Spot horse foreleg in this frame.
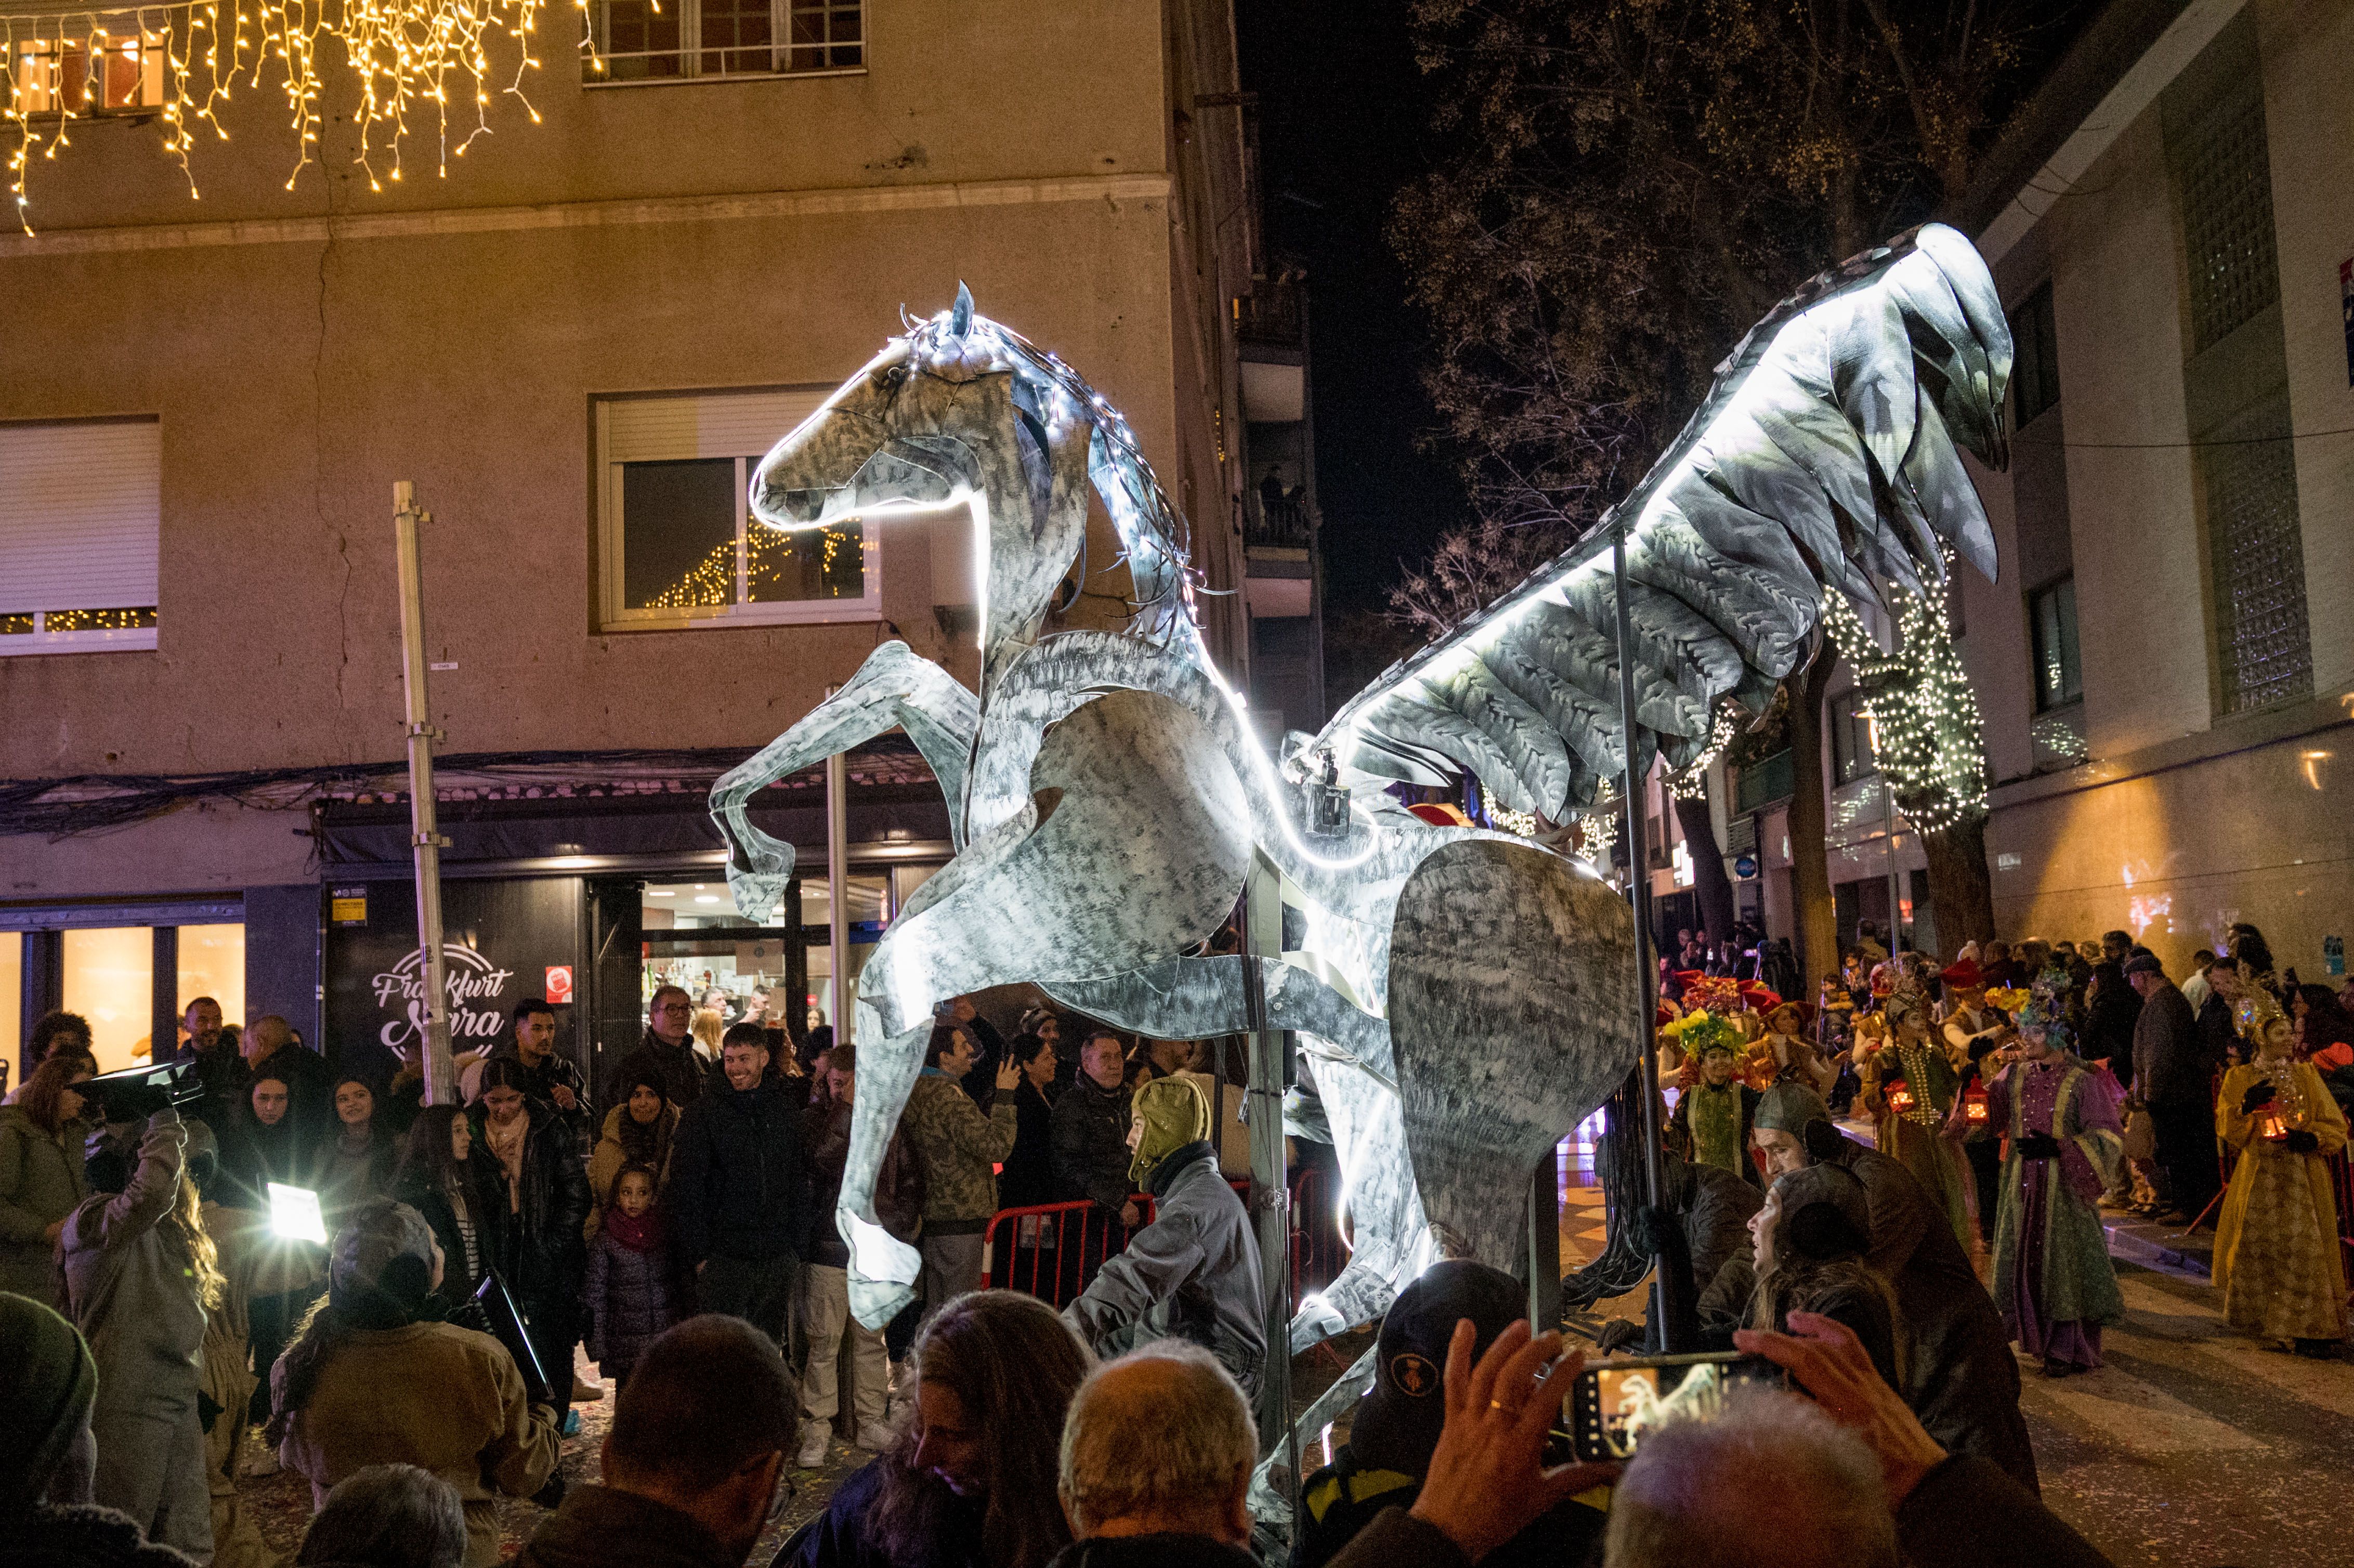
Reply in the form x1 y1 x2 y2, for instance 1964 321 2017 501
709 641 978 917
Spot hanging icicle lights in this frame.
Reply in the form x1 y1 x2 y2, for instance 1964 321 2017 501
2 0 583 228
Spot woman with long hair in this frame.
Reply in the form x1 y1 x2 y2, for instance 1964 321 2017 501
2291 983 2354 1073
1744 1161 1904 1394
395 1105 496 1310
318 1077 401 1234
586 1065 678 1238
0 1052 96 1305
781 1291 1094 1568
270 1199 561 1567
59 1107 225 1559
470 1057 592 1423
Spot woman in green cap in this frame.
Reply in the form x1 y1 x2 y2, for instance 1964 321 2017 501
1061 1075 1265 1396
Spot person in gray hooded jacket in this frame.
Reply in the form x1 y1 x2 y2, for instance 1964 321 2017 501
1061 1076 1264 1397
60 1106 223 1562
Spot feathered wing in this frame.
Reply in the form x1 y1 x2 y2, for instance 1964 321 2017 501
1312 223 2012 817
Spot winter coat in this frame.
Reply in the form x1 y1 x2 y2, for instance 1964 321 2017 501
603 1033 714 1115
5 1505 203 1568
997 1078 1068 1210
774 1457 986 1568
2132 981 2213 1107
466 1044 596 1159
60 1113 208 1410
1824 1133 2037 1489
244 1042 337 1151
518 1484 740 1568
902 1072 1016 1233
309 1127 401 1236
171 1039 250 1135
465 1100 592 1303
669 1073 807 1263
2082 962 2139 1080
584 1101 678 1238
584 1218 682 1377
0 1103 90 1304
1050 1073 1133 1216
1063 1141 1266 1395
274 1318 560 1568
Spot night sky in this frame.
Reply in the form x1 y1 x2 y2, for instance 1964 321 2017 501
1234 1 1466 620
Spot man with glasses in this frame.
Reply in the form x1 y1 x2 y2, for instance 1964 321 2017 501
606 986 717 1111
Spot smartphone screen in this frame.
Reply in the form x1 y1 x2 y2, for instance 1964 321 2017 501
1558 1352 1788 1463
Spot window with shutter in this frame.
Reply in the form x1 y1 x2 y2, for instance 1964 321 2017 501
0 417 160 655
595 389 879 631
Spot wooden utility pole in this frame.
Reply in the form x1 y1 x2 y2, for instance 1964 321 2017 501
394 482 455 1105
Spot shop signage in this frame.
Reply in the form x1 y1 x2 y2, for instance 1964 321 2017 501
545 965 575 1004
331 887 368 924
325 877 583 1086
371 943 520 1052
1733 854 1759 880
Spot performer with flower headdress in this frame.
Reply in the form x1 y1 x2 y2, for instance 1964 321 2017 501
2213 995 2350 1356
1971 978 2126 1377
1858 986 1973 1249
1665 1017 1763 1187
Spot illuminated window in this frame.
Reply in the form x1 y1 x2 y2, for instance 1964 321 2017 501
9 29 166 115
177 924 246 1025
0 417 160 655
62 927 155 1072
0 933 18 1065
587 0 861 83
595 390 879 631
2029 578 2082 712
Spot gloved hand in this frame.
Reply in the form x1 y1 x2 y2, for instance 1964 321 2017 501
2285 1129 2319 1154
2014 1131 2063 1161
2241 1081 2277 1114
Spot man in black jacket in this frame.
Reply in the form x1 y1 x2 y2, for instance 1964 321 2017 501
671 1023 807 1347
2081 932 2140 1087
2127 954 2221 1223
607 986 715 1112
1052 1032 1137 1234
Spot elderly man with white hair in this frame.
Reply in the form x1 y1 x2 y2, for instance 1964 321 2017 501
1051 1341 1258 1568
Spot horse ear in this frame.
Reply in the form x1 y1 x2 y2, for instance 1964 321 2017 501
949 281 974 339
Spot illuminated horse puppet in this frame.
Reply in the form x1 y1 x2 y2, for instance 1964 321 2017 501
710 223 2013 1412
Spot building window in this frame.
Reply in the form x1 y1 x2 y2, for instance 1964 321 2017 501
1828 688 1876 786
8 29 167 114
2204 430 2312 712
588 0 861 83
596 390 878 631
2172 71 2279 354
2009 282 2061 428
1 417 160 656
2028 578 2082 713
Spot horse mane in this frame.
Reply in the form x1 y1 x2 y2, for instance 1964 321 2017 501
906 310 1209 650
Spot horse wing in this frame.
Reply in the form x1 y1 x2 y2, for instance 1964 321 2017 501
1309 223 2010 819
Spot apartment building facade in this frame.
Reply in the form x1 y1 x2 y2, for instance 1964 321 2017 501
1 0 1271 1080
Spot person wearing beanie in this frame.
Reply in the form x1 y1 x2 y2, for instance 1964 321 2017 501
1 1289 202 1568
269 1199 560 1567
1296 1262 1608 1568
1062 1076 1265 1396
60 1108 220 1562
1748 1084 2037 1489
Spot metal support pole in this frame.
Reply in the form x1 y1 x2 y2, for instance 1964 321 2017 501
1240 852 1296 1491
394 481 455 1106
1528 1156 1562 1328
1881 757 1904 952
1610 519 1677 1343
824 687 852 1039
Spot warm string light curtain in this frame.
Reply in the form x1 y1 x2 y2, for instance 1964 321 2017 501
2 0 582 228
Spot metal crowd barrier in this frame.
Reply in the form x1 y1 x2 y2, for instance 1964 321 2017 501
984 1165 1345 1311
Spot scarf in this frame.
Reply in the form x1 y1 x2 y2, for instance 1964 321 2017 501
482 1111 529 1210
603 1204 666 1255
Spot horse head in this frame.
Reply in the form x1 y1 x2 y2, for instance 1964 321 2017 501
751 283 1095 694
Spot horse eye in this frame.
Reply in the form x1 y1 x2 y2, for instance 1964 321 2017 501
878 365 907 391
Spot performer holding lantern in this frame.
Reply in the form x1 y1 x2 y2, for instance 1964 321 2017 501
2213 1003 2350 1356
1973 985 2125 1377
1858 989 1973 1249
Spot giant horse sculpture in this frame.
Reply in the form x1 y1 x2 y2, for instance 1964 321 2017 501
709 223 2012 1459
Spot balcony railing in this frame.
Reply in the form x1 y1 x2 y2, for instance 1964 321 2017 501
1246 491 1313 550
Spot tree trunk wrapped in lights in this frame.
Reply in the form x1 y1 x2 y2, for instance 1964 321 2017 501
1820 574 1998 953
